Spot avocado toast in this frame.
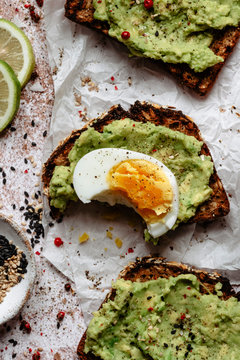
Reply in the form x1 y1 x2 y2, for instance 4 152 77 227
64 0 240 95
42 101 229 239
77 256 240 359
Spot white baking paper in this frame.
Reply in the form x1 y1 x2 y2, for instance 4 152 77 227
42 0 240 324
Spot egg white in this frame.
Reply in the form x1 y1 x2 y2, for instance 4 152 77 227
73 148 179 238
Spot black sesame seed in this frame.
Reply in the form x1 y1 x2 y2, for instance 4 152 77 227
23 133 27 139
49 222 54 227
3 178 6 185
147 296 152 300
155 31 159 36
2 171 6 177
24 199 29 205
163 343 168 348
10 166 15 171
24 158 28 164
0 168 2 172
10 127 16 132
31 120 35 127
187 344 193 351
19 206 25 211
12 204 16 210
31 142 37 147
24 191 29 198
191 334 195 340
171 330 176 334
43 130 47 137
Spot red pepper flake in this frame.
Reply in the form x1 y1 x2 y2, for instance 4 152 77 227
111 76 115 81
180 313 186 320
29 5 40 22
5 347 7 350
29 348 32 353
187 21 191 25
36 0 44 7
132 124 135 127
51 349 53 353
43 269 45 273
152 149 157 152
144 0 153 10
57 311 65 321
32 352 41 360
24 170 28 174
187 286 191 290
78 111 82 116
114 85 118 90
148 307 154 312
121 31 130 40
15 8 19 11
97 0 102 3
24 4 31 8
183 294 187 299
35 251 40 255
54 237 64 247
40 332 43 336
20 320 31 333
128 247 134 253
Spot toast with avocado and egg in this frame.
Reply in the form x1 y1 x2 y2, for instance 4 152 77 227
42 102 229 241
77 256 240 359
64 0 240 95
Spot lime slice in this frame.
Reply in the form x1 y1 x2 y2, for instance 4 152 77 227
0 60 21 132
0 19 35 88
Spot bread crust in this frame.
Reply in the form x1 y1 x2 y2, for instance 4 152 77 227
42 101 230 222
77 256 239 359
64 0 240 95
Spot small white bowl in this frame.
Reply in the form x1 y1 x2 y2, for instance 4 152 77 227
0 214 36 325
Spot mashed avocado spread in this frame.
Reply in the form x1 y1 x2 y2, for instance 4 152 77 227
85 274 240 359
93 0 240 72
49 119 213 238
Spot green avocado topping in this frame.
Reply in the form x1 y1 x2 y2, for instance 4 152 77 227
93 0 240 72
49 119 213 239
85 274 240 359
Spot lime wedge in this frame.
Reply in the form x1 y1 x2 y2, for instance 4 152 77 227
0 60 21 132
0 19 35 88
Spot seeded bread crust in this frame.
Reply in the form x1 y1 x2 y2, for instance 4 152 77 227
64 0 240 96
77 256 239 359
42 101 230 221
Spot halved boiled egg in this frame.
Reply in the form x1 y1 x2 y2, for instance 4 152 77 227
73 148 179 238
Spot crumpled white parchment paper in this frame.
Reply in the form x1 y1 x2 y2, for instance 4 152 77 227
42 0 240 324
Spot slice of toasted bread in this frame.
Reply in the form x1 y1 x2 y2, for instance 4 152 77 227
77 256 239 359
64 0 240 96
42 101 229 223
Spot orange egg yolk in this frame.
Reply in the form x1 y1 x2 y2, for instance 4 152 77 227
107 159 173 224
